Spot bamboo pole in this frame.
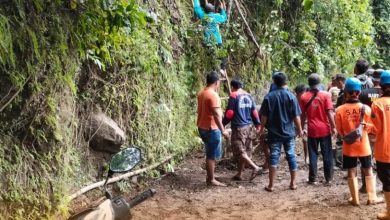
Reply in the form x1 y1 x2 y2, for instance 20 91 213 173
233 0 265 59
69 154 175 200
227 0 234 23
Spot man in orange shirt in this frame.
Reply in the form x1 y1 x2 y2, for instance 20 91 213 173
372 71 390 219
335 78 381 206
197 71 229 186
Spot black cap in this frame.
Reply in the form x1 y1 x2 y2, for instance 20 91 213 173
294 84 309 94
206 71 219 85
335 73 346 81
230 79 243 89
273 72 287 87
308 73 321 89
373 69 384 82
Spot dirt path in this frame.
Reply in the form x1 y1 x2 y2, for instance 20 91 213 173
131 150 385 220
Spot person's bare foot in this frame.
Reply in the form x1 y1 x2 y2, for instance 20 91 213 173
207 179 227 187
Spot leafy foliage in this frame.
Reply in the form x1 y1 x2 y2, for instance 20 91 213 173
372 0 390 66
235 0 378 85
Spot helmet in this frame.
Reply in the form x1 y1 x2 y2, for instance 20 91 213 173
380 71 390 86
345 77 362 92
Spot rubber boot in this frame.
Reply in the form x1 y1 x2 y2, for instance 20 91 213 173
366 176 383 205
378 192 390 219
348 177 360 206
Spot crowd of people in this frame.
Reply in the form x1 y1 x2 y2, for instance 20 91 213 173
196 58 390 219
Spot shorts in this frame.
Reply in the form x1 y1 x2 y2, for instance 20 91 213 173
342 155 372 169
198 128 222 160
231 126 252 157
377 161 390 192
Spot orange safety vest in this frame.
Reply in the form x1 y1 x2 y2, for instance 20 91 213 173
371 97 390 163
335 102 373 157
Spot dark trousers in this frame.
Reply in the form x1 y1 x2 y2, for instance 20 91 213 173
308 135 333 182
377 161 390 192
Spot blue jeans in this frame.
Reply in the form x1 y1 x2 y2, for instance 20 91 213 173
308 135 333 182
269 138 298 171
198 128 222 160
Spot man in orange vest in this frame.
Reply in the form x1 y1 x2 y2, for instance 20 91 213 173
372 71 390 219
335 78 381 206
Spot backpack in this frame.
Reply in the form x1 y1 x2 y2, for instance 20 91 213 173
356 74 373 89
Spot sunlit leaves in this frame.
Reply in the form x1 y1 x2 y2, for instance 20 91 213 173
302 0 313 11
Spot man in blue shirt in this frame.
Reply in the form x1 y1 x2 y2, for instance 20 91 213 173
260 72 303 192
223 79 261 181
193 0 227 46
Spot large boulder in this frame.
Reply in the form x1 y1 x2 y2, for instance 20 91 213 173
85 113 126 153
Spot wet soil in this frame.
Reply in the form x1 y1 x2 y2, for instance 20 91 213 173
130 145 385 220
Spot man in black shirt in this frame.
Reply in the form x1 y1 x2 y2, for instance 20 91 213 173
354 58 374 89
358 69 383 193
360 69 383 106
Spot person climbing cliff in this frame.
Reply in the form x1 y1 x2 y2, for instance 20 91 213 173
193 0 227 47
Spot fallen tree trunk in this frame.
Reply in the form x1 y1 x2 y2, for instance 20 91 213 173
69 154 175 200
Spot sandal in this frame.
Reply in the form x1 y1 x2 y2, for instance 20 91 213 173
250 168 262 181
264 186 273 192
290 185 297 190
232 176 243 181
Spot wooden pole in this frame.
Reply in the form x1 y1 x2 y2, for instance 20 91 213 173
224 70 232 93
69 154 175 200
233 0 265 59
227 0 234 23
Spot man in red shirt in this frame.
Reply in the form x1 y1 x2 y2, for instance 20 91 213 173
197 71 229 186
300 73 336 185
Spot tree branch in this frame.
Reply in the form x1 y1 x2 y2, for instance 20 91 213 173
69 154 175 200
0 75 31 112
233 0 265 59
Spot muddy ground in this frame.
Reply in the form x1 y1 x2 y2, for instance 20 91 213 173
130 144 385 220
